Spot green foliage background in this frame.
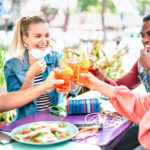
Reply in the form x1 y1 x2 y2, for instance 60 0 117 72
0 41 16 123
0 40 7 87
78 0 116 13
64 39 126 98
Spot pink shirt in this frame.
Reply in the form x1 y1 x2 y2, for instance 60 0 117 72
110 86 150 149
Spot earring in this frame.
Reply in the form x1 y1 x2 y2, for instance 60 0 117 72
24 43 29 49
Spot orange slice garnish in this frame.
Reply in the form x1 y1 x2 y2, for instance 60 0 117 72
62 66 73 76
80 53 90 68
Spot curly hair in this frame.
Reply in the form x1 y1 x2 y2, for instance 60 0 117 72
143 14 150 22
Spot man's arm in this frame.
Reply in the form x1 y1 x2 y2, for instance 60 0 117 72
0 72 64 113
104 60 141 90
0 83 46 113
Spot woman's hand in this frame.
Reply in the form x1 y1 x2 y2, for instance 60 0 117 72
42 71 64 92
21 58 47 90
81 72 115 98
28 58 47 77
80 72 100 90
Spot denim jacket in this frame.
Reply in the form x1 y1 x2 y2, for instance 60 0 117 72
138 61 150 92
4 50 80 121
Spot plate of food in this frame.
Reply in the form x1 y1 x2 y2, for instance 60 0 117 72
11 121 78 145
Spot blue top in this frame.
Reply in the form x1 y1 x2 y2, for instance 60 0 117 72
4 50 80 121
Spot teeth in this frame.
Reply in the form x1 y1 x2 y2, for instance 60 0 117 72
145 45 150 47
38 45 46 47
38 47 47 49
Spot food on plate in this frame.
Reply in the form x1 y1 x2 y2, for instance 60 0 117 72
14 121 71 143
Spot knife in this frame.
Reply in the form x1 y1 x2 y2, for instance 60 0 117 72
74 123 103 130
0 132 14 144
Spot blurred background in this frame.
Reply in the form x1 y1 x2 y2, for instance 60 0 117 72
1 0 150 87
0 0 150 123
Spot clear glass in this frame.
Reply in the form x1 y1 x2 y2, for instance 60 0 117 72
54 68 72 92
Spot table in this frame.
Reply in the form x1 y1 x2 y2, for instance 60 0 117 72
0 91 132 150
0 139 101 150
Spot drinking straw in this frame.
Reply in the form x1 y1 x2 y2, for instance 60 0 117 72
60 46 64 69
79 40 82 57
87 40 89 56
77 40 82 83
89 39 96 57
60 57 63 69
71 42 80 59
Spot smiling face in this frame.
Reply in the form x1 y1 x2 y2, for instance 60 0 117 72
22 23 50 51
140 21 150 47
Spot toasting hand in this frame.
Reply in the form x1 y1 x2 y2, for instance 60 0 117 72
139 46 150 72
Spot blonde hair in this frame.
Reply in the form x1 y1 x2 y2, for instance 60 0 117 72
8 16 46 60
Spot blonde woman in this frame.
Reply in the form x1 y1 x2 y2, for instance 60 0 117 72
4 16 79 121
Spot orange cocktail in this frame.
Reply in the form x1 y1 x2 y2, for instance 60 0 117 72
78 54 90 85
54 67 73 92
71 53 90 85
89 56 97 75
67 59 80 83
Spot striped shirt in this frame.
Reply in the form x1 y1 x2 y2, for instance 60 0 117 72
33 74 51 111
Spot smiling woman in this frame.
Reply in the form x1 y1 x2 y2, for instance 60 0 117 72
4 16 80 121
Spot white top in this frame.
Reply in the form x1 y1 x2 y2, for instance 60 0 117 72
33 74 51 111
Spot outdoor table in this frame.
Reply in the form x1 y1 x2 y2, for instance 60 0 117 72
0 91 132 150
0 137 100 150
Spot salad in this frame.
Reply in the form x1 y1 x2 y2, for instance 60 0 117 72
14 121 71 143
